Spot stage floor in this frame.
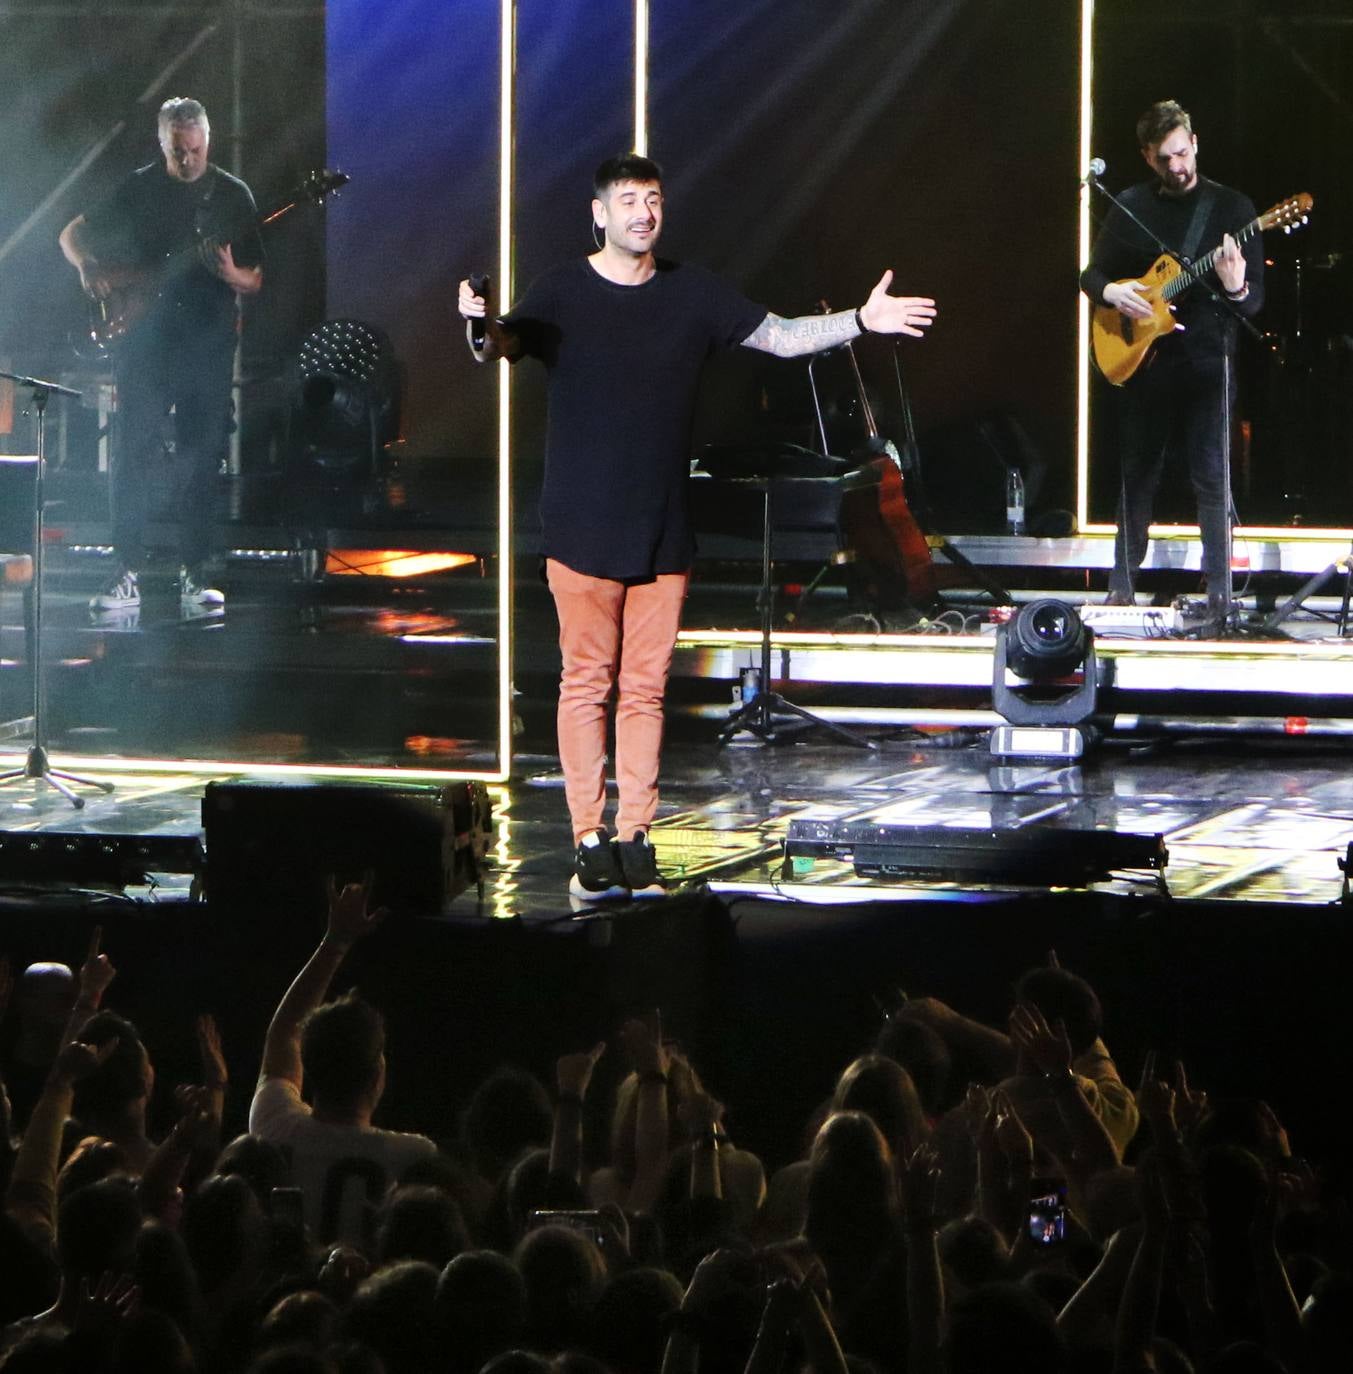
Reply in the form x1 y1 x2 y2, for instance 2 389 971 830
3 735 1352 912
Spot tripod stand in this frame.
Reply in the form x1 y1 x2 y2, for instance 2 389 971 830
0 369 115 808
717 477 874 749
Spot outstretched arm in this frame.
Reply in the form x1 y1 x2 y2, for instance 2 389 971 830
742 270 936 357
257 875 388 1091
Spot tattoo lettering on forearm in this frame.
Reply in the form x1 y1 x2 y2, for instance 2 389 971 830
742 309 860 358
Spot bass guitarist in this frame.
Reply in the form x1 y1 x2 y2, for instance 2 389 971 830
1080 99 1263 619
59 96 263 612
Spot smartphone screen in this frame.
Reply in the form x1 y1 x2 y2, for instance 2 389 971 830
1028 1177 1067 1245
527 1208 607 1249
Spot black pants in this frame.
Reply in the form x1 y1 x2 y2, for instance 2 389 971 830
1108 351 1234 603
111 323 235 573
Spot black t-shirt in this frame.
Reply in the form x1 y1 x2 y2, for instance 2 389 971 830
1080 175 1264 364
82 161 264 340
504 257 767 580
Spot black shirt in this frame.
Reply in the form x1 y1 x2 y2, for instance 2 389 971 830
1080 175 1264 363
82 161 264 340
504 257 767 580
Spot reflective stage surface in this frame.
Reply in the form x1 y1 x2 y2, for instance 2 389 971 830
4 736 1353 913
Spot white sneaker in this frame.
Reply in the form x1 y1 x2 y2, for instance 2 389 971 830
179 568 224 606
90 569 140 611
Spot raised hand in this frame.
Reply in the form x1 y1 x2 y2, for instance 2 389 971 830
169 1084 216 1150
1172 1060 1210 1134
1008 1001 1073 1078
620 1012 669 1079
1136 1051 1178 1130
858 269 938 339
76 1272 140 1335
54 1035 119 1086
678 1089 725 1138
556 1041 606 1099
900 1142 941 1229
324 872 389 948
78 925 116 1005
196 1013 228 1093
991 1089 1034 1162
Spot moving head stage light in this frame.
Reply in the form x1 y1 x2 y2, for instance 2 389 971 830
991 598 1099 760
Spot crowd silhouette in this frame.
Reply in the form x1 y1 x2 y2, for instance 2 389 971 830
2 878 1348 1374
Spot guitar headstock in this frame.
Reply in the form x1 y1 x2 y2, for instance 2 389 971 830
299 169 350 204
1260 192 1313 236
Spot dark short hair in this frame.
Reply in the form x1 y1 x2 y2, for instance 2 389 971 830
301 991 384 1108
70 1011 149 1122
1137 99 1192 150
593 154 663 198
1014 966 1103 1056
56 1175 141 1280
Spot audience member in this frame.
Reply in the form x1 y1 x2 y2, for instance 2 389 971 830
248 876 435 1244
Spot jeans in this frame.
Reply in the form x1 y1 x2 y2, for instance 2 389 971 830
1108 352 1234 603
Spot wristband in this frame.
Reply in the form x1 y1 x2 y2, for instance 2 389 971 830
854 308 870 335
693 1130 723 1150
1225 282 1249 301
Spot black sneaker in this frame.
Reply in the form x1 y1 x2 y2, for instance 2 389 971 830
615 831 667 899
569 830 629 902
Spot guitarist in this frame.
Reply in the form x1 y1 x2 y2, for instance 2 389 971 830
59 97 263 613
1080 99 1263 618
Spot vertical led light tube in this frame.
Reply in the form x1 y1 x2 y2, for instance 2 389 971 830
497 0 516 781
1076 0 1094 534
634 0 649 155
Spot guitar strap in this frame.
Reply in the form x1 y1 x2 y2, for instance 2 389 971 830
1177 180 1215 266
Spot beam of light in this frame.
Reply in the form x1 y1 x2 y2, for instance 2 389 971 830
1076 0 1094 535
0 754 504 784
498 0 516 784
634 0 649 155
323 550 477 577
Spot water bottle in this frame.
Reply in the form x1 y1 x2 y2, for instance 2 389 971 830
1006 467 1026 536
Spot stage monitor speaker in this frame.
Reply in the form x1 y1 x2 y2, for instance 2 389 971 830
0 456 37 557
203 779 491 917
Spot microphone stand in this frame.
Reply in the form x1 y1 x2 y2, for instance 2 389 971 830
0 368 115 809
1087 173 1262 633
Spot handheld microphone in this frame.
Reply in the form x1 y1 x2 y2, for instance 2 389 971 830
1082 158 1106 184
468 273 490 347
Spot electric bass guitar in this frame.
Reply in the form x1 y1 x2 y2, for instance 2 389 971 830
1090 191 1312 385
84 168 348 352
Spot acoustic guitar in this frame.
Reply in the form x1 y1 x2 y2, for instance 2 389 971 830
1090 191 1312 386
85 168 348 352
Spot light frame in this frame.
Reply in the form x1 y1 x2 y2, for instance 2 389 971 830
634 0 649 155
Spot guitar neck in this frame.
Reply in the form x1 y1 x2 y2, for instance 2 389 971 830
1162 214 1260 300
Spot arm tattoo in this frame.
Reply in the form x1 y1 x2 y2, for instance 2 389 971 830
741 309 861 358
